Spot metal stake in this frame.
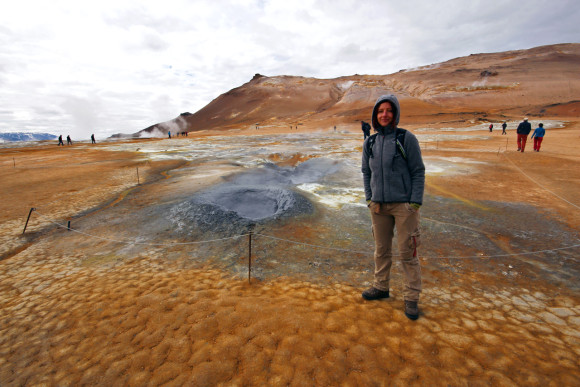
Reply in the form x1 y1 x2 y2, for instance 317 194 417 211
22 208 35 234
248 232 252 284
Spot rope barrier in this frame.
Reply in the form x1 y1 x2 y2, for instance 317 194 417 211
32 210 248 246
254 233 372 255
17 207 577 328
503 153 580 210
255 232 580 260
26 209 579 260
420 243 580 260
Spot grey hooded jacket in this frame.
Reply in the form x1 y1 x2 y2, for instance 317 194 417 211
361 94 425 204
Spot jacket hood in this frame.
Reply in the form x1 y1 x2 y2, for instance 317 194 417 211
371 94 401 131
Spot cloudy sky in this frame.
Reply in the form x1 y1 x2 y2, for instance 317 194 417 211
1 0 578 138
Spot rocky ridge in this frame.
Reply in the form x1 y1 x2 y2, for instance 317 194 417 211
131 43 580 137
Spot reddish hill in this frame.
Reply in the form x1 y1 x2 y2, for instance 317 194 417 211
135 43 580 136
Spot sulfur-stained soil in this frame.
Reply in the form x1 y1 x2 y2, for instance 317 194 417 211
0 122 579 386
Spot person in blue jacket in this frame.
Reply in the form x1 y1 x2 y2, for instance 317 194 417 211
531 123 546 152
361 94 425 320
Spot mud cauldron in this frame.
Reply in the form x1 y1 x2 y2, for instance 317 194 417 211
169 184 313 236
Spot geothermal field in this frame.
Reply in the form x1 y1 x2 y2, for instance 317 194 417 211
0 120 579 385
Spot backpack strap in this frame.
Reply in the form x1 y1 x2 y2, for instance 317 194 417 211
395 128 407 161
366 129 407 160
365 133 378 158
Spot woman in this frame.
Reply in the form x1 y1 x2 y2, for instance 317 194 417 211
361 94 425 320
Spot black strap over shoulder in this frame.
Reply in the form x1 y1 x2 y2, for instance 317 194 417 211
366 128 407 160
366 133 379 158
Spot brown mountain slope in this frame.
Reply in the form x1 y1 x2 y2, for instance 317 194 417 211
136 43 580 136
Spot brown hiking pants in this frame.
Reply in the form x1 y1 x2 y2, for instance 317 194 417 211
369 202 422 302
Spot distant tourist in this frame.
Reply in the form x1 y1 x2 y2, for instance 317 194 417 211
502 122 507 135
91 134 96 144
531 123 545 152
489 123 493 132
516 117 532 152
168 131 171 139
57 135 64 146
361 121 371 139
361 94 425 321
66 135 72 145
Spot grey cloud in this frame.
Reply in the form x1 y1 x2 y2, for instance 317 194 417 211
142 30 169 51
103 5 192 33
0 109 14 119
386 0 580 66
335 44 382 64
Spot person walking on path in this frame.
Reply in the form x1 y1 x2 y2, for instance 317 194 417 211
66 135 73 145
516 117 532 152
57 135 64 146
91 134 96 144
361 121 371 139
489 123 493 133
531 123 545 152
502 122 507 135
361 94 425 320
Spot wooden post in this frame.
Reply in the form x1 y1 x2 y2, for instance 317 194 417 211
13 157 16 168
137 167 140 185
22 208 35 234
248 232 252 284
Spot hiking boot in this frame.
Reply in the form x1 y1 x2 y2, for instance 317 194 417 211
362 287 389 300
404 300 419 320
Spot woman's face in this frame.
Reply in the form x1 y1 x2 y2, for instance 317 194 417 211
377 102 394 127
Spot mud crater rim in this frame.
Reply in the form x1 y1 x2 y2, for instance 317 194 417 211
202 185 297 221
